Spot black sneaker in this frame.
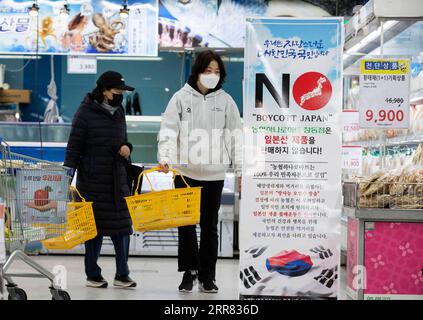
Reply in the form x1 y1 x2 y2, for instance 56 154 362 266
199 280 219 293
86 276 108 288
178 271 198 293
113 275 137 288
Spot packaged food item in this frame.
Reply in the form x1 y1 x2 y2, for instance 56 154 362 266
359 194 391 208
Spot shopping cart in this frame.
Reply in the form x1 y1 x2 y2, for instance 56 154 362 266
0 138 93 300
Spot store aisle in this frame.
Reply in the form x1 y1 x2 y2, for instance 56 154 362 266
4 256 347 300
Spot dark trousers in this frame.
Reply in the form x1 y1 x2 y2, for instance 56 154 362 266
175 175 224 282
85 234 130 278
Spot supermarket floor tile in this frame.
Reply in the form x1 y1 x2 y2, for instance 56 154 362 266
1 255 347 300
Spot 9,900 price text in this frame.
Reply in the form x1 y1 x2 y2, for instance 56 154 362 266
164 304 259 318
365 109 404 124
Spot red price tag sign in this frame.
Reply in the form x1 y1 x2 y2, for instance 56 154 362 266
359 58 410 129
342 110 359 143
364 109 405 124
342 146 362 171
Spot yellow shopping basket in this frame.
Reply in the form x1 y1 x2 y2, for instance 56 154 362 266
41 186 97 249
125 167 202 232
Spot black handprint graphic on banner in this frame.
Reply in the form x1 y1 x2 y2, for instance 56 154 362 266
310 245 333 259
240 266 262 289
314 265 338 289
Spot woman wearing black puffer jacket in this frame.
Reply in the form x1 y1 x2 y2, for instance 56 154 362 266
64 71 136 289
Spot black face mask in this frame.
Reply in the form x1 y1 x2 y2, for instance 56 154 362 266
109 93 123 107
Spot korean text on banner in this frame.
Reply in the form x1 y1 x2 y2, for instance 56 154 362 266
359 58 410 129
239 18 343 300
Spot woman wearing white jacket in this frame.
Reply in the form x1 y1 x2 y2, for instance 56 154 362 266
158 50 242 293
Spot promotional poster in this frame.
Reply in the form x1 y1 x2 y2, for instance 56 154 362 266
239 18 343 300
16 169 68 225
158 0 329 48
0 0 158 56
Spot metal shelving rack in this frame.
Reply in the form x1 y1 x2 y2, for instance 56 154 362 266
343 205 423 300
344 133 423 149
343 207 423 222
342 181 423 300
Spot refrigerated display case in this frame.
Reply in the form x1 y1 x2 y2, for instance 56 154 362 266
0 117 238 258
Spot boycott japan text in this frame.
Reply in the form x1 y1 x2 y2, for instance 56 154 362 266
252 114 331 122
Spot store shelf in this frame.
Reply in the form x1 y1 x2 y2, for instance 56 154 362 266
343 206 423 222
344 132 423 148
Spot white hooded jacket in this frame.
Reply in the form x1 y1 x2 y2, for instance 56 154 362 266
158 83 243 181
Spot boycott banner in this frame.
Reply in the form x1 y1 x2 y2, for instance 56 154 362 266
359 58 410 129
239 18 343 299
0 0 158 56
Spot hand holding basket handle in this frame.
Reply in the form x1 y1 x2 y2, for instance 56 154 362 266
69 185 87 202
158 161 169 174
135 166 191 195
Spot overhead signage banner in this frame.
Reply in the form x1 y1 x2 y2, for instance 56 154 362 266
240 17 343 300
0 0 158 56
158 0 332 48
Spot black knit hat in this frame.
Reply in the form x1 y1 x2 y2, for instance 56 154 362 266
96 71 134 91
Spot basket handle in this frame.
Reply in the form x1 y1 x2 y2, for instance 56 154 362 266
134 167 191 195
70 186 86 202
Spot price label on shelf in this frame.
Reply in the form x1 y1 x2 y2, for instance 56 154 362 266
343 110 359 132
359 58 410 129
342 146 362 171
67 56 97 74
342 110 360 143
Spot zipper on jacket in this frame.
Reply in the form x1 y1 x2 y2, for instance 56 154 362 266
200 96 206 175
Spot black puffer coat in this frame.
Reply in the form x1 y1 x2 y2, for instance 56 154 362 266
64 94 133 236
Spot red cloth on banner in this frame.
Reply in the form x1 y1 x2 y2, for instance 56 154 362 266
267 250 313 268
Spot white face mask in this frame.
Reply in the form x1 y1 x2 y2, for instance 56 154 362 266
199 73 220 89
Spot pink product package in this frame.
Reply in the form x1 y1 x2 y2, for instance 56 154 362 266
364 222 423 296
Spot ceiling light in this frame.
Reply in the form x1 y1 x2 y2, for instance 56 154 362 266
60 3 70 19
120 1 130 19
28 3 39 17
